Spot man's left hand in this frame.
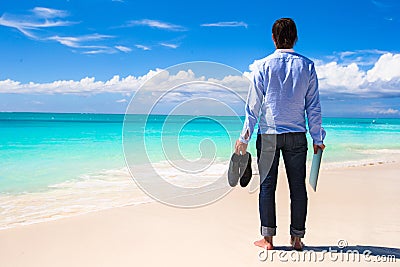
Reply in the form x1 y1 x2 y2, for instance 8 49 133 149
313 143 326 154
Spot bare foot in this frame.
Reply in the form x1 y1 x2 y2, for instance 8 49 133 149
254 237 274 250
290 236 304 251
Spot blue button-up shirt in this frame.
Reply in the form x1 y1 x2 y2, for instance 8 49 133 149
239 49 326 145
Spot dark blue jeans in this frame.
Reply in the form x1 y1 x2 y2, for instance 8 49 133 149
256 133 308 238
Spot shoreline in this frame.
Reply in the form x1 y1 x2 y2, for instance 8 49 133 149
1 156 399 232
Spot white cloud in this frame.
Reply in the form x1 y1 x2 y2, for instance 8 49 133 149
48 34 114 48
116 98 128 103
115 45 132 53
200 21 248 28
338 49 388 58
327 49 390 67
371 0 391 8
0 9 75 39
378 108 399 115
32 7 68 18
366 53 400 82
160 43 179 49
0 72 160 94
314 53 400 97
2 52 399 98
0 8 124 55
135 44 151 51
0 69 250 95
366 108 400 115
82 49 116 55
48 34 116 54
317 62 365 89
127 19 186 31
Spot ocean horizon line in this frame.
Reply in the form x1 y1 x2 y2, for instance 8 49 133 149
0 111 399 120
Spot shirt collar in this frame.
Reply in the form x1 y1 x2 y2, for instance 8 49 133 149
276 48 295 53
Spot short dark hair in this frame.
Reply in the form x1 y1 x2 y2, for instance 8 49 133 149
272 18 298 49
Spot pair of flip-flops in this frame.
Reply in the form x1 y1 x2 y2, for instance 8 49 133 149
228 152 252 187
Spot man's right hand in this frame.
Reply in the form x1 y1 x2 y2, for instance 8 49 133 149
313 143 326 154
235 139 248 155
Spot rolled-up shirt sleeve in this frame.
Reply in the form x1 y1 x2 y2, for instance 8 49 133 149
305 63 326 145
239 69 265 144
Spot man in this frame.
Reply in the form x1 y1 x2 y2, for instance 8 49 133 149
235 18 326 251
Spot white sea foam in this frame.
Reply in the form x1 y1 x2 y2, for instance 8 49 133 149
0 160 232 230
0 167 148 230
150 160 229 188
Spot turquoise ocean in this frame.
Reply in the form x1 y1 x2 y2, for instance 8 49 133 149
1 112 400 229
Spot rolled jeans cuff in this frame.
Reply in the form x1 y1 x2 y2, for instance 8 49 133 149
261 226 276 237
290 226 305 238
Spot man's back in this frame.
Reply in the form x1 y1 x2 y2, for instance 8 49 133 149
241 49 323 145
255 50 316 133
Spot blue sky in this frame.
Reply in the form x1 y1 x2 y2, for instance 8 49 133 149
0 0 399 117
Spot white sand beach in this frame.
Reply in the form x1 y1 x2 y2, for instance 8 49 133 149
0 161 399 267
